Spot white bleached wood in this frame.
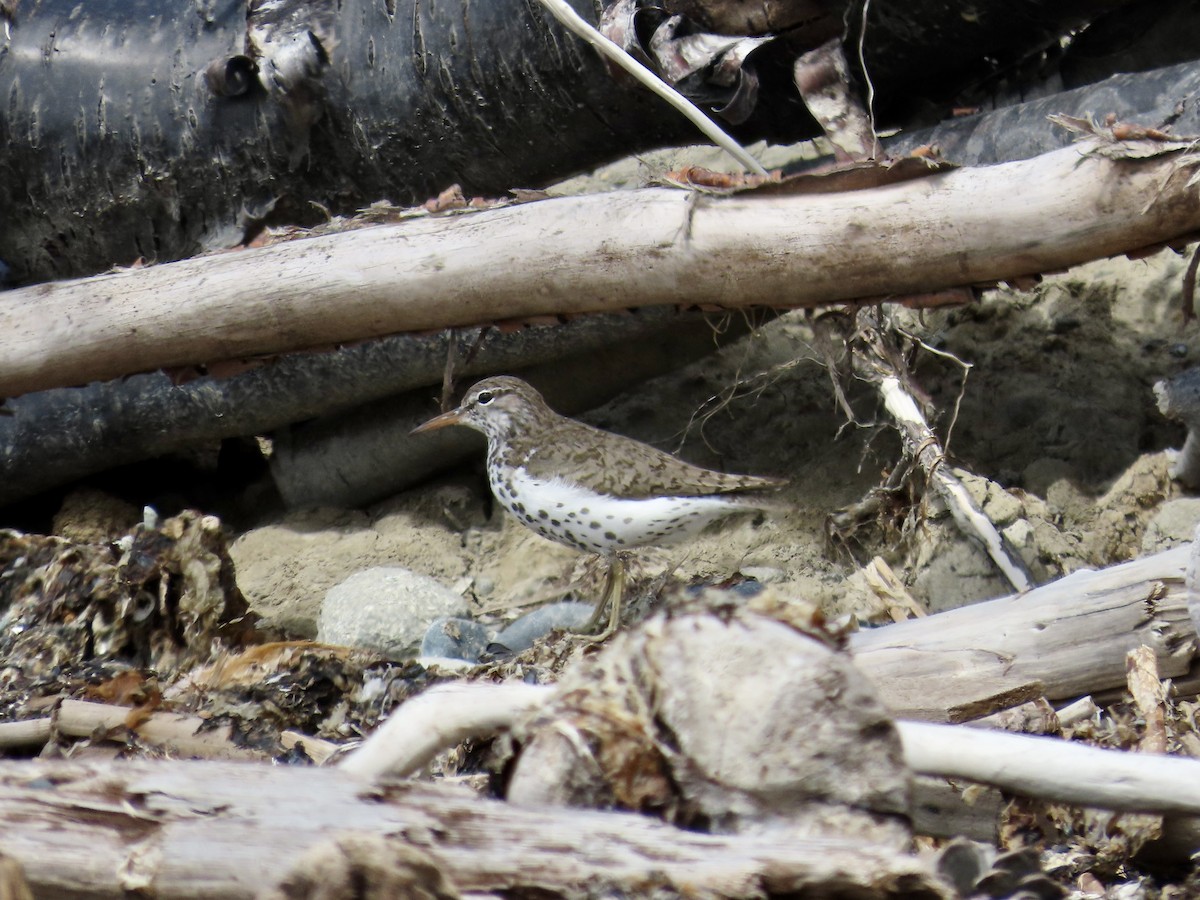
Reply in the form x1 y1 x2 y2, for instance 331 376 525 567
851 545 1195 721
527 0 769 176
339 675 1200 820
0 700 341 764
876 374 1031 592
0 758 941 899
898 721 1200 815
1 142 1199 397
339 681 551 780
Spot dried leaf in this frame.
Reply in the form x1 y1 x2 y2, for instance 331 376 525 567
1048 113 1197 160
424 185 468 214
660 165 781 191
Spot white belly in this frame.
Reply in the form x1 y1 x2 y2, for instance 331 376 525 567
491 466 746 554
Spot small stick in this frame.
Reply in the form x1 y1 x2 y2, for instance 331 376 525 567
0 717 52 749
1126 645 1168 754
875 373 1032 592
528 0 769 176
0 700 341 763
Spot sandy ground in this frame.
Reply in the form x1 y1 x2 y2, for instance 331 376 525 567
228 238 1195 640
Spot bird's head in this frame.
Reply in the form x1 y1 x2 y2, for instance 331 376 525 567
412 376 550 443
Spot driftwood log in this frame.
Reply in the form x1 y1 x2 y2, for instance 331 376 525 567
3 137 1198 400
850 544 1195 721
0 759 948 899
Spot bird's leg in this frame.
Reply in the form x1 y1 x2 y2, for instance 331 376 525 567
577 552 625 642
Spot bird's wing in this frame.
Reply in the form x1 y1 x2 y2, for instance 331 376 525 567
521 418 784 499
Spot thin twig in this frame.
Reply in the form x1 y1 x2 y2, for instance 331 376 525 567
855 0 876 140
852 324 1032 592
529 0 769 176
1181 242 1200 322
896 324 973 455
875 372 1032 592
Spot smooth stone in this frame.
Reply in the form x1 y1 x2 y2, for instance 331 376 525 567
419 616 494 663
1142 498 1200 553
494 601 596 653
318 567 468 657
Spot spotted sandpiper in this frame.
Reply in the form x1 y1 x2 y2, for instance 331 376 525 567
413 376 785 636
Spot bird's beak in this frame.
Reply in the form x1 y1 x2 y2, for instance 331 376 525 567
412 407 464 434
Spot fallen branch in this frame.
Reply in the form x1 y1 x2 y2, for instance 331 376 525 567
898 721 1200 816
339 681 549 781
3 138 1200 397
0 700 340 764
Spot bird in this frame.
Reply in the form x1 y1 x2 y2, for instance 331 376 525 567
413 375 785 637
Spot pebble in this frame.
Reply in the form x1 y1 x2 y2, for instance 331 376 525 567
318 567 468 657
419 616 494 663
494 601 595 654
417 601 597 664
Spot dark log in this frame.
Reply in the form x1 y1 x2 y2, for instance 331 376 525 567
268 309 755 507
0 307 731 507
0 0 699 286
0 0 1141 285
887 58 1200 164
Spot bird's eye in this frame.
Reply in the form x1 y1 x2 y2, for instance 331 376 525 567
476 391 494 405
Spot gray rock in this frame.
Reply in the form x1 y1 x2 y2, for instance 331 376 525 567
495 601 596 653
420 616 494 663
1142 498 1200 554
318 567 469 657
